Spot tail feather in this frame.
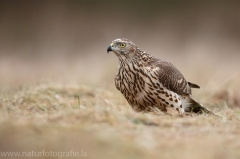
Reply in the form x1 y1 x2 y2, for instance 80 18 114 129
181 96 215 115
189 99 213 114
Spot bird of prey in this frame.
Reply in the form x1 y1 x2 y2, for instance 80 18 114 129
107 38 213 115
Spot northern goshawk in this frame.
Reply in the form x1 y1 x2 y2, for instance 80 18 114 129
107 38 213 115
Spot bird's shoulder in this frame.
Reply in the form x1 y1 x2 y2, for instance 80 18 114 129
144 58 177 73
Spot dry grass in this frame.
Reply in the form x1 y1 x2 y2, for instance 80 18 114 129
0 82 240 159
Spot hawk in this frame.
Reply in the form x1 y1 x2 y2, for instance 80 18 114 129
107 38 213 115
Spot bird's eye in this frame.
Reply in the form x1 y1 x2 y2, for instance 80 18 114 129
120 43 126 48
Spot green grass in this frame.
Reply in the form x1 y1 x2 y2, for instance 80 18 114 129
0 83 240 159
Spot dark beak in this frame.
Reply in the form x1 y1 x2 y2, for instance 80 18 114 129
107 45 112 53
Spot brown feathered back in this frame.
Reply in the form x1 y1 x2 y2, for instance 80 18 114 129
147 58 192 95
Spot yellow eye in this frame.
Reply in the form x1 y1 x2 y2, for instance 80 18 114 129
120 43 126 48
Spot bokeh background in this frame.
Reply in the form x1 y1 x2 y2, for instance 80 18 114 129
0 0 240 93
1 1 240 159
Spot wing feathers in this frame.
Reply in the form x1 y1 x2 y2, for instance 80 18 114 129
148 59 192 95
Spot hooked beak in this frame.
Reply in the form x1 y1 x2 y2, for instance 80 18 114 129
107 43 114 53
107 45 112 53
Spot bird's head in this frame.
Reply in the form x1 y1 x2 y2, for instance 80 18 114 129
107 38 137 58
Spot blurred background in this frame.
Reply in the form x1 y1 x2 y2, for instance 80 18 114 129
0 0 240 93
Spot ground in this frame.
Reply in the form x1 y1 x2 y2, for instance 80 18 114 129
0 80 240 159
